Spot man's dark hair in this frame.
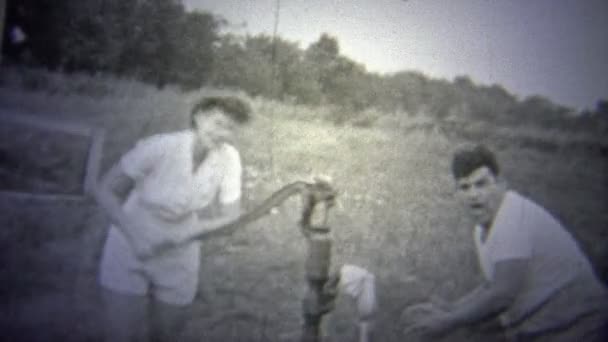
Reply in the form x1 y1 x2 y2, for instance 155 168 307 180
451 144 500 179
190 96 251 127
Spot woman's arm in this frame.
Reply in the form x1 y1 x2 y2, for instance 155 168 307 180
94 163 157 258
176 200 242 242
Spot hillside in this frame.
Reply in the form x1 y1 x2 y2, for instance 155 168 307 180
0 71 606 341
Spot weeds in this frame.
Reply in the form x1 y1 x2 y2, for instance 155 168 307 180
0 67 606 341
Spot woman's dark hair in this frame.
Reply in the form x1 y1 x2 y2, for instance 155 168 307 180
190 96 251 127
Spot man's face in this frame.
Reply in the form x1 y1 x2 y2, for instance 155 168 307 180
193 108 237 149
455 166 505 228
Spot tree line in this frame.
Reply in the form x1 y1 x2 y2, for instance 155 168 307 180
3 0 218 89
2 0 606 131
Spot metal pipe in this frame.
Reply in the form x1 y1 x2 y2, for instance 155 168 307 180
298 179 338 342
301 228 333 342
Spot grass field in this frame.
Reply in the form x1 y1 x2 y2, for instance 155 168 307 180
0 69 606 341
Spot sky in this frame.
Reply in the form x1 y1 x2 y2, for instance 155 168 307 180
183 0 608 110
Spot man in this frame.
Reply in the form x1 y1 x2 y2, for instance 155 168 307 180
403 144 608 341
94 96 251 341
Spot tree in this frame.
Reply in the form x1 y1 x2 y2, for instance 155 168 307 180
211 34 246 88
123 0 185 87
212 34 316 101
385 71 429 115
3 0 221 89
305 33 341 97
303 33 377 112
595 99 608 117
172 10 220 89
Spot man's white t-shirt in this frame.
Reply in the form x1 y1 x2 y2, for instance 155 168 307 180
474 191 607 334
99 131 242 305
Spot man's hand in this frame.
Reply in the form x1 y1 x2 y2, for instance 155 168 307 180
402 301 454 339
429 295 454 312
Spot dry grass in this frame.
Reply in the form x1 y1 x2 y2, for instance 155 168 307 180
0 69 606 341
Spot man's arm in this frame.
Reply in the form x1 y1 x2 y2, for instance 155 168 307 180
443 283 486 310
404 258 528 337
442 258 528 328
